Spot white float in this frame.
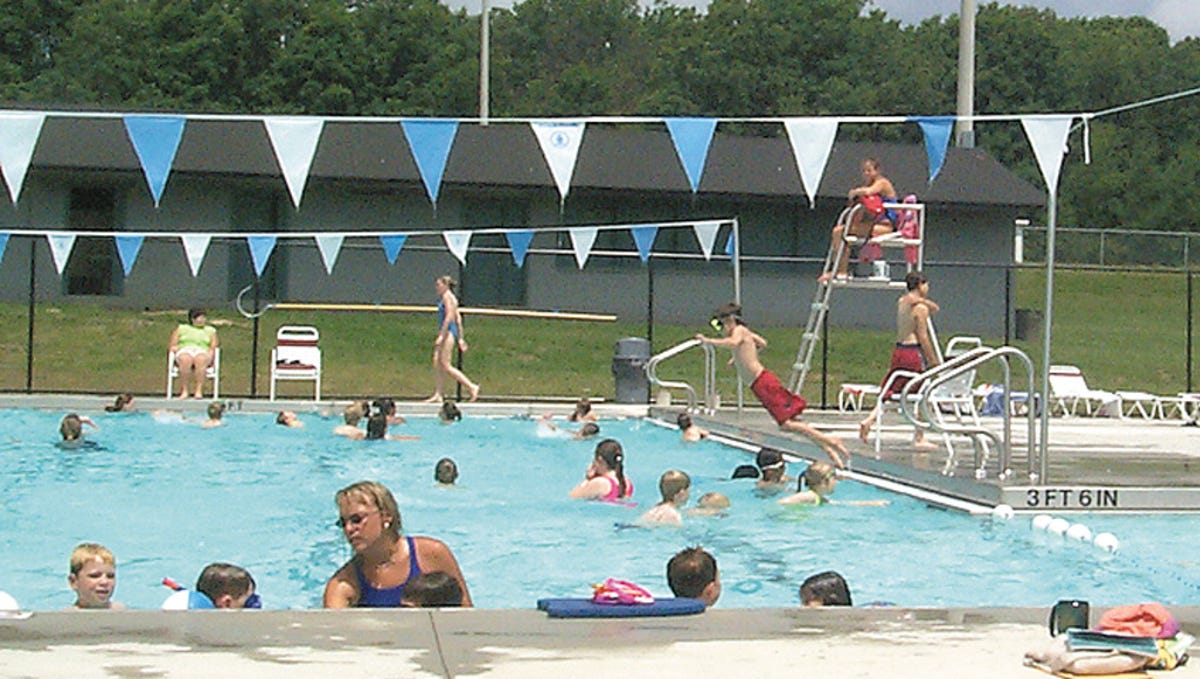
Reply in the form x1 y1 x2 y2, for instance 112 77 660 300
0 591 18 611
1031 514 1054 531
1093 532 1120 553
991 504 1015 520
1047 518 1071 535
1066 524 1093 542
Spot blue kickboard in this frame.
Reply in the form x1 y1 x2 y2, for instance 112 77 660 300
536 597 706 618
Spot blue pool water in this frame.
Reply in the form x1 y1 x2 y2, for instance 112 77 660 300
1 408 1198 611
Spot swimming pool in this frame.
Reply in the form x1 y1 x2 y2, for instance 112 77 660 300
1 408 1198 610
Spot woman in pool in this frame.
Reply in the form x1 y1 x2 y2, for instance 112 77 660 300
168 308 218 399
324 480 472 608
777 461 889 507
568 439 634 502
425 276 480 403
104 393 135 412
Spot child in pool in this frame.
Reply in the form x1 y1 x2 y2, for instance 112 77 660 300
67 543 125 610
195 563 258 608
777 462 889 507
202 401 226 428
400 571 463 608
677 413 709 442
638 470 690 527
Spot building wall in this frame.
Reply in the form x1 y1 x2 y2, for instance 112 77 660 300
0 171 1022 340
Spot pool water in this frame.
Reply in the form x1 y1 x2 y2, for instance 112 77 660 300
1 409 1198 610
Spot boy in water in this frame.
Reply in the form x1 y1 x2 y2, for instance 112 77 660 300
195 563 258 609
67 543 125 610
695 304 848 468
400 571 464 608
638 470 690 526
333 401 367 440
202 402 226 428
677 413 709 442
666 547 720 607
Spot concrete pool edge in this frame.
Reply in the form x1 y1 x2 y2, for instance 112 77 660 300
3 606 1197 678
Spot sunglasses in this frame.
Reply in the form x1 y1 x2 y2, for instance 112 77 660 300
335 510 379 529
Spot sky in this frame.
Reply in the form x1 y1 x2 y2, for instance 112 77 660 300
442 0 1199 44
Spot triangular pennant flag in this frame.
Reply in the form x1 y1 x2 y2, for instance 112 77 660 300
664 118 717 193
692 220 722 261
401 119 459 206
46 233 76 274
123 115 186 207
443 230 472 265
630 225 658 263
530 121 585 205
314 234 344 275
569 226 598 269
114 235 144 276
1021 116 1074 194
0 112 46 204
0 232 8 264
263 117 325 209
379 234 407 265
911 116 954 184
783 118 839 209
724 232 736 257
246 235 277 277
505 229 534 268
180 234 211 276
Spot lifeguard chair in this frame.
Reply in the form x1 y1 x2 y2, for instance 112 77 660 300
270 326 322 401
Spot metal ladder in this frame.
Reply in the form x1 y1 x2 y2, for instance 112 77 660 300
787 200 927 394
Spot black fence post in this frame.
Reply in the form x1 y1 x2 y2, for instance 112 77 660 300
25 237 36 393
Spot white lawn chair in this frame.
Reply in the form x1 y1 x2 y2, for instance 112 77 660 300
270 326 321 401
1114 390 1160 419
1047 365 1119 417
167 348 220 399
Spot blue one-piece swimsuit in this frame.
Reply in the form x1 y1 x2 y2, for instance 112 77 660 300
353 535 422 607
437 300 459 339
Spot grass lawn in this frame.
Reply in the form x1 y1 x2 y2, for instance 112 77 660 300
0 269 1195 402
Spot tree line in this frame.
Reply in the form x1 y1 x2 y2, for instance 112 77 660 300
2 0 1199 237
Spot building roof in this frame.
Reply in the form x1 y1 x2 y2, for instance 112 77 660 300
27 115 1044 207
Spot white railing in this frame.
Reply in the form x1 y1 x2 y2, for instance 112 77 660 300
645 339 718 414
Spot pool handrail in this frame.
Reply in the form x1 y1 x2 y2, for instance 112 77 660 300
897 345 1040 481
645 339 718 414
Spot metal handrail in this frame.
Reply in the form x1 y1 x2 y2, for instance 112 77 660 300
898 345 1039 480
645 339 718 414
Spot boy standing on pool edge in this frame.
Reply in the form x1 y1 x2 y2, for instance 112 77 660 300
695 303 848 468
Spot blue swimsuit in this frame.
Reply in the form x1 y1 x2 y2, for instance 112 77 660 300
437 300 459 340
353 535 422 607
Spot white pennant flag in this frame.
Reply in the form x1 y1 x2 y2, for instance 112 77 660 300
783 118 838 209
530 121 586 205
692 220 722 260
569 226 598 269
314 234 343 275
1021 115 1074 195
0 112 46 204
443 230 472 265
46 233 76 274
263 117 325 209
180 234 212 277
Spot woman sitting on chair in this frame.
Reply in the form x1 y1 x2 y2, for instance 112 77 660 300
169 308 218 399
818 158 898 283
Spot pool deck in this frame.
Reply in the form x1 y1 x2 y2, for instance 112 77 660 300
2 394 1199 677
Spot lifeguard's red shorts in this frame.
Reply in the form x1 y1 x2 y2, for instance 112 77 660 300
882 344 925 399
751 369 807 425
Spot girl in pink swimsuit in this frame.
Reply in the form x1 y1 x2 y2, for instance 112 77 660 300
568 439 634 502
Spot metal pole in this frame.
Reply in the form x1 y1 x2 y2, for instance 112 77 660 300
1188 269 1194 393
820 308 829 410
479 0 490 125
732 218 741 304
456 261 465 401
646 256 654 344
1004 265 1012 344
955 0 976 147
25 237 36 393
1037 192 1057 483
250 281 261 398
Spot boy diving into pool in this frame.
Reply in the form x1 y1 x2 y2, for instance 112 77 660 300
695 303 848 468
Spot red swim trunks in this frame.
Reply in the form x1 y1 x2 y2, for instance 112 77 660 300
882 343 925 399
751 369 807 425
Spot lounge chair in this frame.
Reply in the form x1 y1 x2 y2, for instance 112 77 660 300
1047 365 1119 417
270 325 322 401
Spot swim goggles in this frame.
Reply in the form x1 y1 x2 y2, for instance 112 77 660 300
709 317 723 331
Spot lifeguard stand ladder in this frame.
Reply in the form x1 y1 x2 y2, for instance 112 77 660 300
787 200 927 395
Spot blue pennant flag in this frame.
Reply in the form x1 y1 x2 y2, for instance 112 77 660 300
380 234 407 265
664 118 717 193
123 115 186 206
630 225 658 263
724 232 736 257
505 230 534 268
246 235 276 277
911 116 955 184
114 235 144 276
0 232 8 264
401 119 459 205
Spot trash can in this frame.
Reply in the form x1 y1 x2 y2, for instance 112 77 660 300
612 337 651 404
1014 308 1043 341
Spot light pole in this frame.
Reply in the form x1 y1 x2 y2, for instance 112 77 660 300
956 0 976 147
480 0 490 124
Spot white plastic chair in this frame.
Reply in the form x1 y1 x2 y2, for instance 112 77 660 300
167 348 220 399
1047 365 1119 417
270 326 321 401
